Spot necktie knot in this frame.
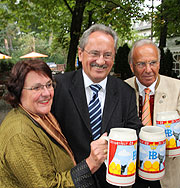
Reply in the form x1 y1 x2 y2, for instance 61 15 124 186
90 84 102 95
144 88 151 95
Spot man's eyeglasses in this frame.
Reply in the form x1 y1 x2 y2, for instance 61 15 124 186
23 81 56 92
135 61 159 69
83 49 114 61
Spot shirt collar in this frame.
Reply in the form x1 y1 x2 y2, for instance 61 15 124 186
82 69 107 91
136 77 157 95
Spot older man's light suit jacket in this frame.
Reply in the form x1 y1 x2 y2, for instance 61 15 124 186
126 74 180 188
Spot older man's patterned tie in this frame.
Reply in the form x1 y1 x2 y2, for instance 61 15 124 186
88 84 102 140
142 88 152 126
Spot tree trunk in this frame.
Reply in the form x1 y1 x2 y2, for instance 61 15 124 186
158 0 168 48
66 0 89 71
4 39 9 54
87 10 93 29
159 21 168 48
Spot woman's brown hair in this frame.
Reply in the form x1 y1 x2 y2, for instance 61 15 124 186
4 59 52 107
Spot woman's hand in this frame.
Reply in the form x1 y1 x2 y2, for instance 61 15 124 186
86 132 108 174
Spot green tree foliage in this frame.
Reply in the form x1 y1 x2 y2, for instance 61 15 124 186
0 23 17 55
159 48 175 77
153 0 180 48
0 0 146 71
82 0 145 39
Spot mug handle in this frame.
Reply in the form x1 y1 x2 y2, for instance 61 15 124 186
101 135 109 167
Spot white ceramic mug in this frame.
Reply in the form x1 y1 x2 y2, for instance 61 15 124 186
103 128 137 187
156 111 180 157
138 126 166 181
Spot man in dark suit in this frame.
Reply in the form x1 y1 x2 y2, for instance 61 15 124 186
51 24 142 188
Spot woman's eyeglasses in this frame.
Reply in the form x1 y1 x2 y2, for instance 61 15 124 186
23 81 56 92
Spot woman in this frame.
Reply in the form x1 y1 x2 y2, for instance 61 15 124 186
0 59 107 188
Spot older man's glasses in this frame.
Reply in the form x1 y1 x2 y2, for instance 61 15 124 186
84 49 114 61
23 81 55 92
135 61 159 69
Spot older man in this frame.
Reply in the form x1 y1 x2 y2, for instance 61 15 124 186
126 39 180 188
52 24 141 188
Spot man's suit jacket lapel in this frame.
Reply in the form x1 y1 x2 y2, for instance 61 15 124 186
69 70 91 132
69 71 120 133
101 76 120 133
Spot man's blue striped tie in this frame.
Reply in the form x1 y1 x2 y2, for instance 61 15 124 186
88 84 102 140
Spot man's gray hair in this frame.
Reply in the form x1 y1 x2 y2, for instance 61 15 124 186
128 39 161 64
79 24 118 52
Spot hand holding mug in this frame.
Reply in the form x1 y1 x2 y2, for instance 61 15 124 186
86 132 108 174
